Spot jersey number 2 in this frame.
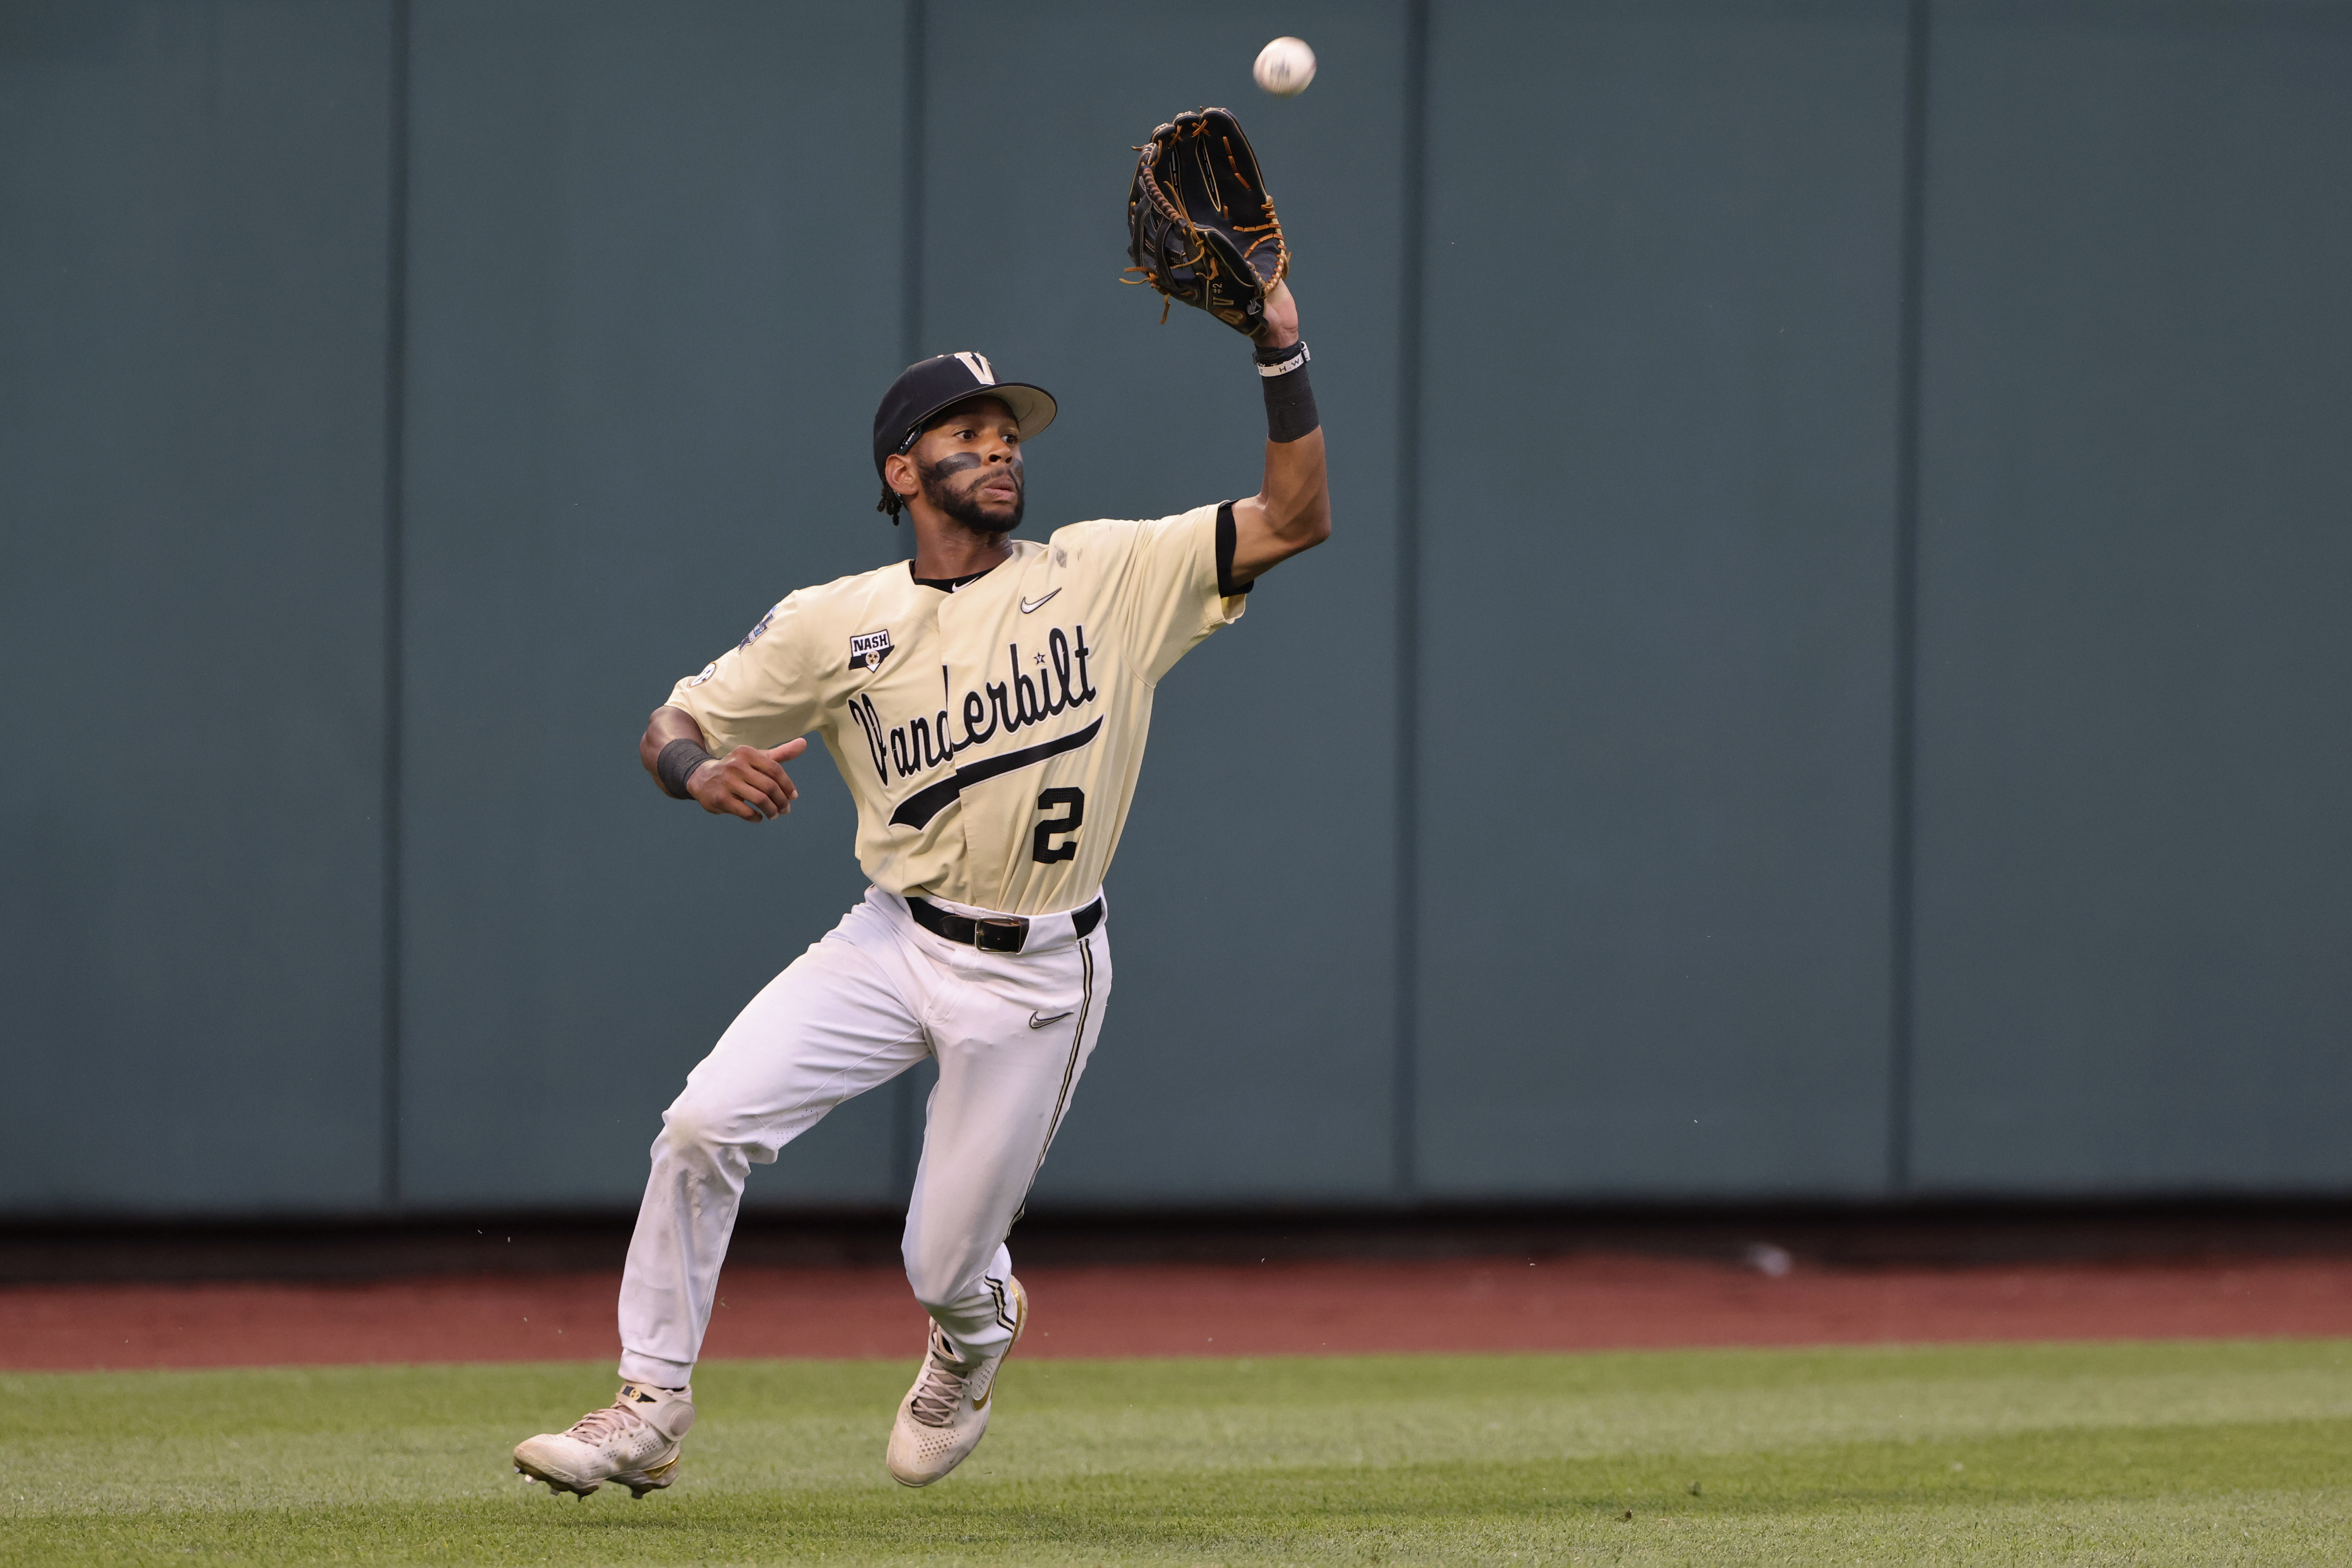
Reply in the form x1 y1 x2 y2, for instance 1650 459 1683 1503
1033 787 1085 864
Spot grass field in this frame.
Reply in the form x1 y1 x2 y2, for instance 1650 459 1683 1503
7 1340 2350 1564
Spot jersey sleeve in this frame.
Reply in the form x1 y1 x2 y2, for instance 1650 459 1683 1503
661 591 825 753
1063 503 1248 686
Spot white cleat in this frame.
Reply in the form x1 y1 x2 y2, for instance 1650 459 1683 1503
511 1381 695 1499
886 1277 1027 1487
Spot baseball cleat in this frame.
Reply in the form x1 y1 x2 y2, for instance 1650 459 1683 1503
512 1381 695 1499
886 1277 1027 1487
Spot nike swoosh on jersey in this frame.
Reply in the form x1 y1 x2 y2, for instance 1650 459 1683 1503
1019 588 1061 614
1029 1010 1073 1029
889 716 1104 830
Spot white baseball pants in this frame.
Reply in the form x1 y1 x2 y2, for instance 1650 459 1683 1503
615 885 1111 1385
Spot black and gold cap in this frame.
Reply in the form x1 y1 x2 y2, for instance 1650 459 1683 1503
870 352 1056 480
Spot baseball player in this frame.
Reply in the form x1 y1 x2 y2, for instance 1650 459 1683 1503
510 158 1325 1492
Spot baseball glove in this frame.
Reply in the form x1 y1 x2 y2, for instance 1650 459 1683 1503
1125 108 1288 336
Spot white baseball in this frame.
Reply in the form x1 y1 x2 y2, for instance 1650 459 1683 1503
1253 36 1316 98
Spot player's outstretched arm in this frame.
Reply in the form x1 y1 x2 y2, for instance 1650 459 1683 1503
1227 280 1330 588
638 704 806 823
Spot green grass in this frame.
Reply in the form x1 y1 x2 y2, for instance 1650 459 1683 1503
7 1340 2351 1563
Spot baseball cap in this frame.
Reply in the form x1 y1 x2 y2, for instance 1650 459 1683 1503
871 352 1057 479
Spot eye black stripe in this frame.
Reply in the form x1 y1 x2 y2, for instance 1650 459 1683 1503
888 717 1103 830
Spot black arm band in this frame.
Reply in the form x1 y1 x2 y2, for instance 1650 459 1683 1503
1254 339 1319 444
656 737 715 801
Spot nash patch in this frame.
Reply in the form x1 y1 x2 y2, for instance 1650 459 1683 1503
848 628 894 674
739 604 778 649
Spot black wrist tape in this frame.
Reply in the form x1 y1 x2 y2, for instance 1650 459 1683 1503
656 738 715 800
1254 339 1319 444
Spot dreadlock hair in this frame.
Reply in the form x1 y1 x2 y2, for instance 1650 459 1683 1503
876 418 928 523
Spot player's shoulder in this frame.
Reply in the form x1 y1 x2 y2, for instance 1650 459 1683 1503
1047 503 1220 556
801 556 922 598
729 559 921 659
772 558 924 615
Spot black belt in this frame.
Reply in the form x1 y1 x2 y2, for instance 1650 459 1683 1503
905 895 1103 954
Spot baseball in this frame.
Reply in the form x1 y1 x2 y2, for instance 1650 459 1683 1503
1253 36 1316 97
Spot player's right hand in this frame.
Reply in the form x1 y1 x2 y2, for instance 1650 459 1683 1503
1252 278 1299 350
690 739 806 822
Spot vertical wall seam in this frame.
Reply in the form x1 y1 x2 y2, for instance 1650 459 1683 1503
1392 0 1431 1201
891 0 928 1204
898 0 926 371
379 0 412 1209
1886 0 1932 1195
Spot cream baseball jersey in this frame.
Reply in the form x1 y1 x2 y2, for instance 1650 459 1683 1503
664 503 1245 917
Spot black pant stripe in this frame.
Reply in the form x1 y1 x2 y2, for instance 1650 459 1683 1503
1011 935 1094 1229
1040 936 1093 1157
987 1274 1016 1334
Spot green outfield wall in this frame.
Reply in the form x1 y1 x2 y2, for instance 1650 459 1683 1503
4 0 2348 1215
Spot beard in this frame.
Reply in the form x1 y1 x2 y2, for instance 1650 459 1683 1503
919 455 1023 535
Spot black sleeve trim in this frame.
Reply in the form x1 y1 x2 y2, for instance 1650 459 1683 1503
1215 501 1254 598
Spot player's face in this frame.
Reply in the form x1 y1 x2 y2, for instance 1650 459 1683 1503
911 398 1025 535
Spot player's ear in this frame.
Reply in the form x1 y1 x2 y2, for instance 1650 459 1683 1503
882 451 920 499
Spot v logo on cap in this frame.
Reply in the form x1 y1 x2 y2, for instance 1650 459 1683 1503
952 352 997 386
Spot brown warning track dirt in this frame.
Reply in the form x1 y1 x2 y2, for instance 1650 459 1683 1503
8 1253 2352 1372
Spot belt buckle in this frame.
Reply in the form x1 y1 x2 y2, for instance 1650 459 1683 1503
974 916 1027 954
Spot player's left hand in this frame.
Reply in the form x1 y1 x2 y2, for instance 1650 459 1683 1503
692 738 807 823
1252 280 1299 351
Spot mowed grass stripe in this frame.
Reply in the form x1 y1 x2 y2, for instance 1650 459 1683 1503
12 1432 2350 1566
6 1340 2350 1565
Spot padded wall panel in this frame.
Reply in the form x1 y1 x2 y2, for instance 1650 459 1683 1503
1907 0 2352 1191
396 0 905 1206
1411 0 1910 1196
917 0 1408 1203
0 1 393 1210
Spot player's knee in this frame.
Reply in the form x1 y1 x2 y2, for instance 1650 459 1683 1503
656 1101 733 1165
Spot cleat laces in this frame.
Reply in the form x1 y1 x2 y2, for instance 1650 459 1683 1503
906 1336 973 1428
568 1400 650 1447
